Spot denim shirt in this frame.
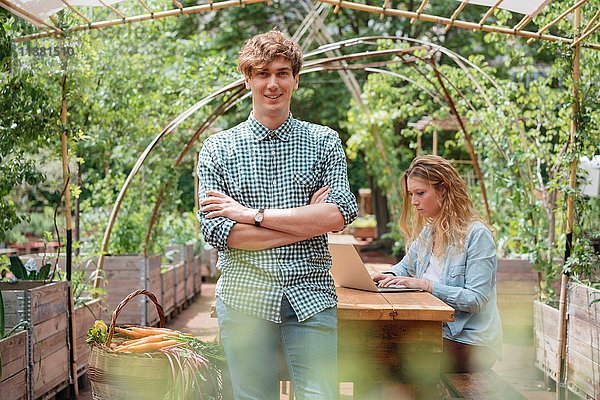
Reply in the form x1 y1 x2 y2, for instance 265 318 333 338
387 221 503 357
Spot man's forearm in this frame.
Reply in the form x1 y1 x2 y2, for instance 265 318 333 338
201 190 346 238
227 223 312 251
260 203 344 237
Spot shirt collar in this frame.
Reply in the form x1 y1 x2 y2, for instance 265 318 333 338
248 112 294 142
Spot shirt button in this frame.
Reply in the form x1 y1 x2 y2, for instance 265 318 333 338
273 179 277 186
272 150 276 156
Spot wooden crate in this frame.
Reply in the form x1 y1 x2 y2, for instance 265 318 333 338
184 243 195 302
160 267 176 316
496 259 537 342
173 261 186 308
0 330 28 400
566 283 600 400
199 247 217 278
0 281 70 400
192 254 202 295
73 298 102 377
533 300 559 381
102 255 161 326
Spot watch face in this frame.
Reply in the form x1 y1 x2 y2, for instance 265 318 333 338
255 212 264 222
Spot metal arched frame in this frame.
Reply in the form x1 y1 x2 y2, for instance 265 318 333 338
94 35 511 286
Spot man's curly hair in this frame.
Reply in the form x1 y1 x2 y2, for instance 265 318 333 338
238 30 303 78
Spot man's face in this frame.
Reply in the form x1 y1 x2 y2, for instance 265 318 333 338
245 57 299 125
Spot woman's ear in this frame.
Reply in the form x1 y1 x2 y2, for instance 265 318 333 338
436 182 447 196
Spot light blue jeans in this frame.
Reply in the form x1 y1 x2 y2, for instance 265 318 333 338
215 296 338 400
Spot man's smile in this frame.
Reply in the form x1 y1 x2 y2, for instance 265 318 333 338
265 93 282 100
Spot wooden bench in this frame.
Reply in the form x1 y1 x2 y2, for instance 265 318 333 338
442 370 527 400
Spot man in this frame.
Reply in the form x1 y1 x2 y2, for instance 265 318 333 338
197 30 357 400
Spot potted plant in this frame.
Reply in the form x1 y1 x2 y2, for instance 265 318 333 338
350 215 378 240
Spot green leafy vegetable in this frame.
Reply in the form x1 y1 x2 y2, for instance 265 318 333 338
86 320 109 345
9 256 26 280
8 256 52 281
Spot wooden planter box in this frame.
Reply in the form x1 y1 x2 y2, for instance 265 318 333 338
533 300 560 381
352 227 377 240
184 243 195 302
192 254 202 294
160 267 176 316
0 330 28 400
534 283 600 399
0 281 70 399
73 298 102 378
199 247 218 279
173 261 186 308
566 283 600 399
102 255 161 326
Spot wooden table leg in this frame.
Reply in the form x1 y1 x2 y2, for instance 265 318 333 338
353 381 382 400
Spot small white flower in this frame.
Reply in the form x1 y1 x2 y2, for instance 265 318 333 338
24 258 37 273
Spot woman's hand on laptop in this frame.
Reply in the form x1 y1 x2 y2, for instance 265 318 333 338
374 274 432 292
370 272 390 283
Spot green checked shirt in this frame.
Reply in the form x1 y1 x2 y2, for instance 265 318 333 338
197 113 358 323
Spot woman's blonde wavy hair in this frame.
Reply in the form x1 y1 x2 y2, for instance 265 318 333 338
399 155 485 258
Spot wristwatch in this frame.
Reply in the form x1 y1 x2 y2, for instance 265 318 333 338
254 208 265 227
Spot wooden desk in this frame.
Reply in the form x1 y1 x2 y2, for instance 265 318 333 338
336 287 454 399
211 288 454 398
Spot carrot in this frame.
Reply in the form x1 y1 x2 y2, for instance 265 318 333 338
117 339 179 353
120 333 173 347
127 326 178 337
113 334 170 351
114 327 145 338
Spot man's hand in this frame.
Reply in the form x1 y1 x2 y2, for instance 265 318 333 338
200 190 253 223
310 186 330 204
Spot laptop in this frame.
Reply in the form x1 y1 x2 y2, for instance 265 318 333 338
328 242 420 293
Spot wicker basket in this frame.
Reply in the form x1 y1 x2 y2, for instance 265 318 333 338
88 289 172 400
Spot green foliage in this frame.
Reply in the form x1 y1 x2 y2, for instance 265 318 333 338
8 255 51 281
343 21 599 299
564 197 600 288
1 2 597 302
350 215 377 228
0 12 60 241
4 206 57 243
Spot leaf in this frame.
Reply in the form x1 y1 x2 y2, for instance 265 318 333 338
9 256 27 280
38 263 51 280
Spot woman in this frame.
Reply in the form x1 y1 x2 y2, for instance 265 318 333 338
372 155 503 372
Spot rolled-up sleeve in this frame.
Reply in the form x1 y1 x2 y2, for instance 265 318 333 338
196 138 236 251
322 134 358 227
